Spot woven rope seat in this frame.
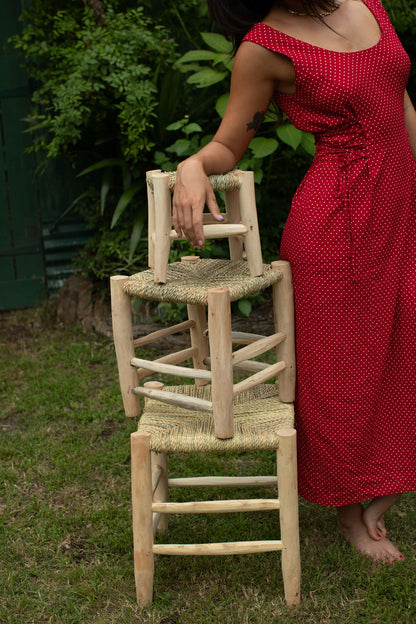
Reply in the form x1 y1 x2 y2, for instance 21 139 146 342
137 384 294 453
123 259 281 305
146 170 242 193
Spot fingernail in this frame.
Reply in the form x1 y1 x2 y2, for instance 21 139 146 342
399 555 404 559
177 233 181 238
376 533 381 538
219 215 224 221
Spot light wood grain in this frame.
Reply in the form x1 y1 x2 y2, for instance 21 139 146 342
153 541 283 556
131 432 154 605
133 319 195 348
110 276 141 417
207 287 234 438
132 386 213 412
272 260 296 402
152 499 280 514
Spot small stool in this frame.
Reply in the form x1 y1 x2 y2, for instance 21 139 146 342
146 169 263 283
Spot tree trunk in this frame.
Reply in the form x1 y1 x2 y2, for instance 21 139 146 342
85 0 105 26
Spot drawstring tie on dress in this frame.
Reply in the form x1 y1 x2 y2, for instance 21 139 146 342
315 141 374 284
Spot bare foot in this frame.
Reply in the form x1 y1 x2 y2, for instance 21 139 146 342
338 503 403 563
362 494 401 541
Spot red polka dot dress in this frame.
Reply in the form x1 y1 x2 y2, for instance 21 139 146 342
244 0 416 506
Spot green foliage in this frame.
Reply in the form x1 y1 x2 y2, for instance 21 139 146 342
73 226 148 282
10 1 213 279
385 0 416 32
13 5 175 164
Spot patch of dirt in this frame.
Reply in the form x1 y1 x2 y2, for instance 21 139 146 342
59 534 93 563
0 312 34 343
95 421 120 440
0 413 23 432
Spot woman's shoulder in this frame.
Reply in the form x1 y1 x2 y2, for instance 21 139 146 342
243 21 279 45
236 30 296 88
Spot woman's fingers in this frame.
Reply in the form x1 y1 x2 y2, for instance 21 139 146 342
172 194 184 239
172 172 217 248
181 198 205 247
205 185 224 223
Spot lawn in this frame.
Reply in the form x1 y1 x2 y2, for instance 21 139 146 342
0 304 415 624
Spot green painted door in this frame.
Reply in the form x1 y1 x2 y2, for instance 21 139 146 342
0 0 47 309
0 1 90 309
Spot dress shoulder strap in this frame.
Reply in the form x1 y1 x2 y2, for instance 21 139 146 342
243 22 299 57
362 0 393 26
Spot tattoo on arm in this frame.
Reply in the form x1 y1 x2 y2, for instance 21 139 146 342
246 111 265 132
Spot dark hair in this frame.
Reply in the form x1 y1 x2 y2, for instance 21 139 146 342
207 0 339 52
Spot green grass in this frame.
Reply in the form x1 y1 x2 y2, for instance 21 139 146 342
1 304 415 623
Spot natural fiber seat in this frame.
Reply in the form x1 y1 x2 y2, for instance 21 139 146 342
123 258 281 305
138 384 294 454
147 170 242 193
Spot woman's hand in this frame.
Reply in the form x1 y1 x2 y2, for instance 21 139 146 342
172 158 224 248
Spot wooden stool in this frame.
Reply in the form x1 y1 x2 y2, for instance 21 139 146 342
130 385 300 607
111 260 295 439
111 280 300 606
146 169 263 283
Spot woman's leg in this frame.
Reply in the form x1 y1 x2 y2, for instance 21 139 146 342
338 499 403 563
362 494 401 540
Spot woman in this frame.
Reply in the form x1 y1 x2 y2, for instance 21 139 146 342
172 0 416 563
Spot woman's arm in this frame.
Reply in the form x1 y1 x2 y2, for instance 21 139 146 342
404 90 416 160
173 41 295 247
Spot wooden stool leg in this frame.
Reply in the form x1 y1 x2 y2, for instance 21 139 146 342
187 303 209 386
151 451 169 533
207 287 234 438
277 428 301 606
110 276 141 417
131 431 154 606
224 187 243 261
180 256 210 386
271 260 296 403
238 170 263 276
153 172 172 283
146 169 161 268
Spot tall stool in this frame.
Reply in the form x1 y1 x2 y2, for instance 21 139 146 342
110 169 300 607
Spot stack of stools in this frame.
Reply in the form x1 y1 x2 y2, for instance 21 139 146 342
111 169 301 607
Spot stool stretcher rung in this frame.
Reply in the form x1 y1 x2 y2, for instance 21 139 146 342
231 331 267 344
153 541 284 556
170 213 228 226
151 499 280 514
136 347 198 380
232 361 287 397
204 356 269 374
232 332 286 365
132 386 213 412
168 223 248 241
133 319 195 347
168 476 277 488
131 357 212 381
